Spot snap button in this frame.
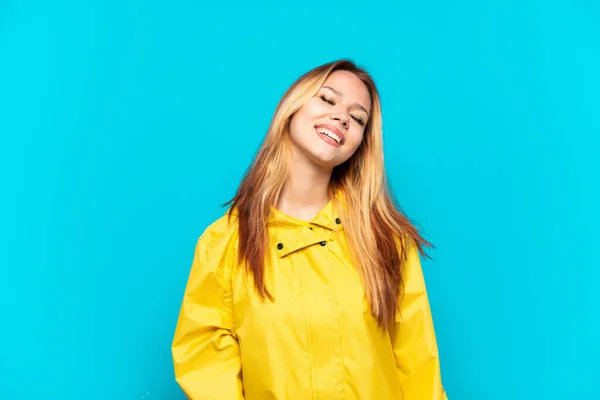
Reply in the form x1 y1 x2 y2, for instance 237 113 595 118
319 241 327 246
277 243 283 250
335 218 341 224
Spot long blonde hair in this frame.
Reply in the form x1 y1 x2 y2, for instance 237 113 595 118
225 59 433 329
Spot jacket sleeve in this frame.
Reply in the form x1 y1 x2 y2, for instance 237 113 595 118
171 236 244 399
392 238 448 400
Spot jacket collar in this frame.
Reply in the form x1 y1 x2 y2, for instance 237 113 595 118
268 191 344 258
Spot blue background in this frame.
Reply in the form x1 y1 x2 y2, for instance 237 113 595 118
1 1 598 399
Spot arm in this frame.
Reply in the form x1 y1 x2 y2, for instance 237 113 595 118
171 237 244 399
392 238 448 400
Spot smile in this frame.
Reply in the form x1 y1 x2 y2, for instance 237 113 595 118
315 124 345 147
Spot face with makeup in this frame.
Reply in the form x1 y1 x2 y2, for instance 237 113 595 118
288 70 372 169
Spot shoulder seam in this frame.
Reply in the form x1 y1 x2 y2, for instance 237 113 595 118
197 231 238 339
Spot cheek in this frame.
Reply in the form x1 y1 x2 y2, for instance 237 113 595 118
345 128 365 151
289 105 320 136
297 99 325 123
289 113 306 139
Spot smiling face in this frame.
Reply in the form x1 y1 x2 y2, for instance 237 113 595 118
288 70 372 169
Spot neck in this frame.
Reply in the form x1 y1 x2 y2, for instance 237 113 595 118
276 151 332 221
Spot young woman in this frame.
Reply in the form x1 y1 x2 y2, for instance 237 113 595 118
172 59 448 399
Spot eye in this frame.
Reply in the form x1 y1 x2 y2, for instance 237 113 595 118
351 115 365 126
319 94 335 105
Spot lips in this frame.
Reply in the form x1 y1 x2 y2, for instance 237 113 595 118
315 123 345 146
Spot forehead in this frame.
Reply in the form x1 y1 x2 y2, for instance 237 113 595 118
322 70 372 111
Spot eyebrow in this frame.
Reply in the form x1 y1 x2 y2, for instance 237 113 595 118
322 86 370 116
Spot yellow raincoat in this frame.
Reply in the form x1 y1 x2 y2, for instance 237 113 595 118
172 198 448 399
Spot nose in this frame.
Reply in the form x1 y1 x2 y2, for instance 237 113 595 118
330 112 349 129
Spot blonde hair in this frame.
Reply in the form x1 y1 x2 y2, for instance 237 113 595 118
226 59 433 329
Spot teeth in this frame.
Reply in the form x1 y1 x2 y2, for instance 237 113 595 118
316 127 341 144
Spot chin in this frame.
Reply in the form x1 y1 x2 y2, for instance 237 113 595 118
309 152 345 169
290 137 347 169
